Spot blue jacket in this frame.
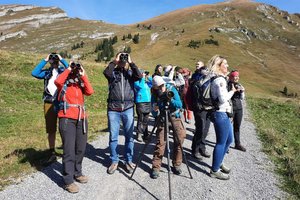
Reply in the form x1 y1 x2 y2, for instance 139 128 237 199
151 83 182 118
134 77 152 103
32 59 68 103
31 59 68 79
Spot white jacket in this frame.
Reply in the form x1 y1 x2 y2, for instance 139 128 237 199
211 76 234 113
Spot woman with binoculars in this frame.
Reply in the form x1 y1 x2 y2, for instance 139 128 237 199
54 61 94 193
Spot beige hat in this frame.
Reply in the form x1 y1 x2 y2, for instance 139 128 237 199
152 75 166 87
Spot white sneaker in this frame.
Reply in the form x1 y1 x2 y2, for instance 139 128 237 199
210 170 230 180
220 164 231 174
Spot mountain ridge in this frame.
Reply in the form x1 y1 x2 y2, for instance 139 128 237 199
0 2 299 97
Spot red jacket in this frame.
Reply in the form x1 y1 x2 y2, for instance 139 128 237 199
55 69 94 120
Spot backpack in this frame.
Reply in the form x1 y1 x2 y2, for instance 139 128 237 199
190 74 220 112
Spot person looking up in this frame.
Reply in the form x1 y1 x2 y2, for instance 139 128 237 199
55 61 94 193
31 53 68 164
103 52 142 175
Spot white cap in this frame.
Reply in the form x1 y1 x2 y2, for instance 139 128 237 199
152 75 166 87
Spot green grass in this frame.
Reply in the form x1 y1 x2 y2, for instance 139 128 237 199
0 51 109 190
247 97 300 199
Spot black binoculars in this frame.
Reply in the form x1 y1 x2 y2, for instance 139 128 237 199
49 54 59 61
70 62 81 70
119 53 129 63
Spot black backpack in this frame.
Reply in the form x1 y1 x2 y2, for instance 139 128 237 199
191 74 220 112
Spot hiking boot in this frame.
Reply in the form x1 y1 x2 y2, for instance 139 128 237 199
136 133 143 142
65 182 79 193
172 166 182 175
75 175 88 183
210 170 230 180
200 150 211 158
192 152 203 160
186 119 191 124
125 162 136 174
235 144 246 152
150 169 160 179
220 164 231 174
46 153 57 164
107 163 118 174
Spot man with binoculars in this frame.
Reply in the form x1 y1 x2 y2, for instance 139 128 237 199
150 75 186 179
32 53 68 164
103 52 142 175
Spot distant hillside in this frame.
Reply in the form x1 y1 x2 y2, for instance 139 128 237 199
0 1 300 97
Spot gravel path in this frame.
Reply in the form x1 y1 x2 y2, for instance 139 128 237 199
0 104 288 200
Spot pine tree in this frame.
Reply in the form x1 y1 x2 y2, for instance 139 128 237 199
133 34 139 44
283 86 288 96
128 33 132 39
112 36 118 44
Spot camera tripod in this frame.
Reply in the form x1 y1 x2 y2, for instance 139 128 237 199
130 103 193 200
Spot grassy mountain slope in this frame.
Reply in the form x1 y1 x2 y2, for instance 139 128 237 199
0 0 299 195
1 2 300 96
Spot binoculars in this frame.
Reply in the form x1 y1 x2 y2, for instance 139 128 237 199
70 62 82 71
49 54 59 61
119 53 129 63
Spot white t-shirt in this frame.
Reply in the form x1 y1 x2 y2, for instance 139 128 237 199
47 68 59 96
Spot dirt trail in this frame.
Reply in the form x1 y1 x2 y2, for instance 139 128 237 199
0 104 287 200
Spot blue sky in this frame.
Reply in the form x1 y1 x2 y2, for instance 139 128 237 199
1 0 299 25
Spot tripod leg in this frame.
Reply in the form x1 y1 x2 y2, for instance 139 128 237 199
164 110 172 200
168 112 193 179
130 115 161 180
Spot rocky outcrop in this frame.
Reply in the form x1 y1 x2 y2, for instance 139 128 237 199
0 5 68 41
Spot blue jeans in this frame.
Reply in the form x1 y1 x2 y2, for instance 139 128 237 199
211 112 233 172
108 108 134 164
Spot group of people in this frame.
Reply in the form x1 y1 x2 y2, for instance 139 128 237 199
103 53 247 181
32 52 246 193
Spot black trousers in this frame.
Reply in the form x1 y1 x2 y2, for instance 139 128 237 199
233 108 243 145
136 103 150 137
192 110 211 154
59 118 88 185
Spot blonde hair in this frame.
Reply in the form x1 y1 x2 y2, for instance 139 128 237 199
207 55 225 75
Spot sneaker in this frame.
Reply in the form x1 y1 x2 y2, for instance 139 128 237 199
150 169 160 179
136 134 143 142
65 182 79 193
186 119 191 124
75 175 88 183
220 164 231 174
200 150 211 158
235 144 246 152
210 170 230 180
125 162 136 174
192 152 203 160
172 166 182 175
107 163 118 174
